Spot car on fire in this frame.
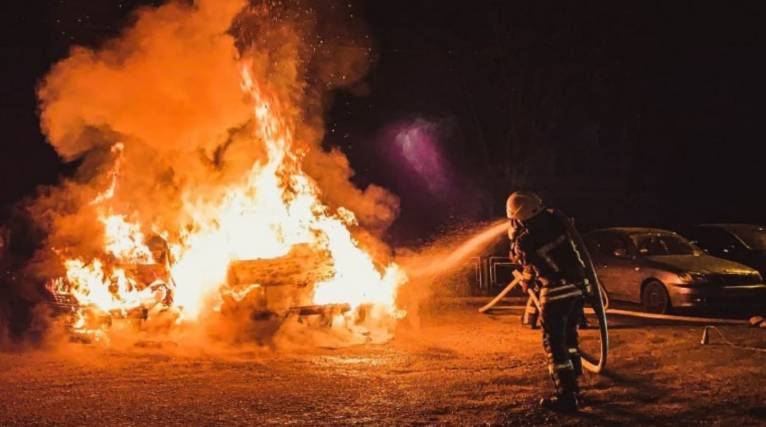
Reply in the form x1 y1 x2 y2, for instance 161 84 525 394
677 224 766 279
584 227 766 313
45 238 350 341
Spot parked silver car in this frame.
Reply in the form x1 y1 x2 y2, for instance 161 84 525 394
584 227 766 313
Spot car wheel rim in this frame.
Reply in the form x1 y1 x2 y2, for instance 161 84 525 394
647 287 667 312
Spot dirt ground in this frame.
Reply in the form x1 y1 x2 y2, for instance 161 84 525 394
1 300 766 426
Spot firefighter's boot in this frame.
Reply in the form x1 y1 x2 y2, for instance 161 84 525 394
540 393 579 413
541 361 579 413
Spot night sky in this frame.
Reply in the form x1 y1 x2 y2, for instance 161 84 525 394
3 1 766 244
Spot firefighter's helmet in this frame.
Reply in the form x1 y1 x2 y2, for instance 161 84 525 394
506 191 544 221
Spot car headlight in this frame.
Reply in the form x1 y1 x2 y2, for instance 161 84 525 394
678 272 708 284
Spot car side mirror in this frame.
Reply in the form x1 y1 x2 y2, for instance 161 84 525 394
613 248 627 258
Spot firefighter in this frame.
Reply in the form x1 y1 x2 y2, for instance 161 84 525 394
507 191 588 412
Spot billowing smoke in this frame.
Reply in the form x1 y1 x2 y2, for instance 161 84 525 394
32 1 397 262
23 0 402 343
39 0 249 162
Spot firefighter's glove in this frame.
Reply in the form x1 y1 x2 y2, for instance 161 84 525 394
519 268 534 293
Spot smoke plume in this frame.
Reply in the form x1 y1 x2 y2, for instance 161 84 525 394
31 0 398 277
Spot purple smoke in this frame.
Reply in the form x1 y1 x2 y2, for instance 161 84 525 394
390 119 451 197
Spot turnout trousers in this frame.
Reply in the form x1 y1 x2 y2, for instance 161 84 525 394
540 294 584 396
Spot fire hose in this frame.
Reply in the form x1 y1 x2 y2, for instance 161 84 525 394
478 274 766 369
480 276 766 366
559 210 610 374
481 290 765 362
479 270 609 374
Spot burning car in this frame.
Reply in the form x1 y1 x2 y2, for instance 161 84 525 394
47 233 362 341
584 227 766 313
220 243 351 325
26 2 407 345
45 233 179 338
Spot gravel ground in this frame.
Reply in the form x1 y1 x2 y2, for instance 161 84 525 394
1 300 766 426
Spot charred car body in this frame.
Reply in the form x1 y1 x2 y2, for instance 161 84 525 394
584 227 766 313
220 243 350 327
43 234 179 337
45 238 351 340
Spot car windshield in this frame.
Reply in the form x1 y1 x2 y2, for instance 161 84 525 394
632 233 696 256
727 225 766 250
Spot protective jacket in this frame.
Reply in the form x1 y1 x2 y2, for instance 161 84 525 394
510 209 588 303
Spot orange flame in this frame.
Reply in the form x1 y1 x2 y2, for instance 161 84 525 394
168 65 406 319
53 63 407 336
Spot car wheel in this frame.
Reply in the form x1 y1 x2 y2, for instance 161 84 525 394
642 280 671 314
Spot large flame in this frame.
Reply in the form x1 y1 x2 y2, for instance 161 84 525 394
52 63 406 336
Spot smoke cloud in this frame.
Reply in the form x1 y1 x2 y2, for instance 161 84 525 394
38 0 249 161
31 0 398 272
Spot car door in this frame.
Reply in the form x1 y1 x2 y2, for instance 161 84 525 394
588 232 638 302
